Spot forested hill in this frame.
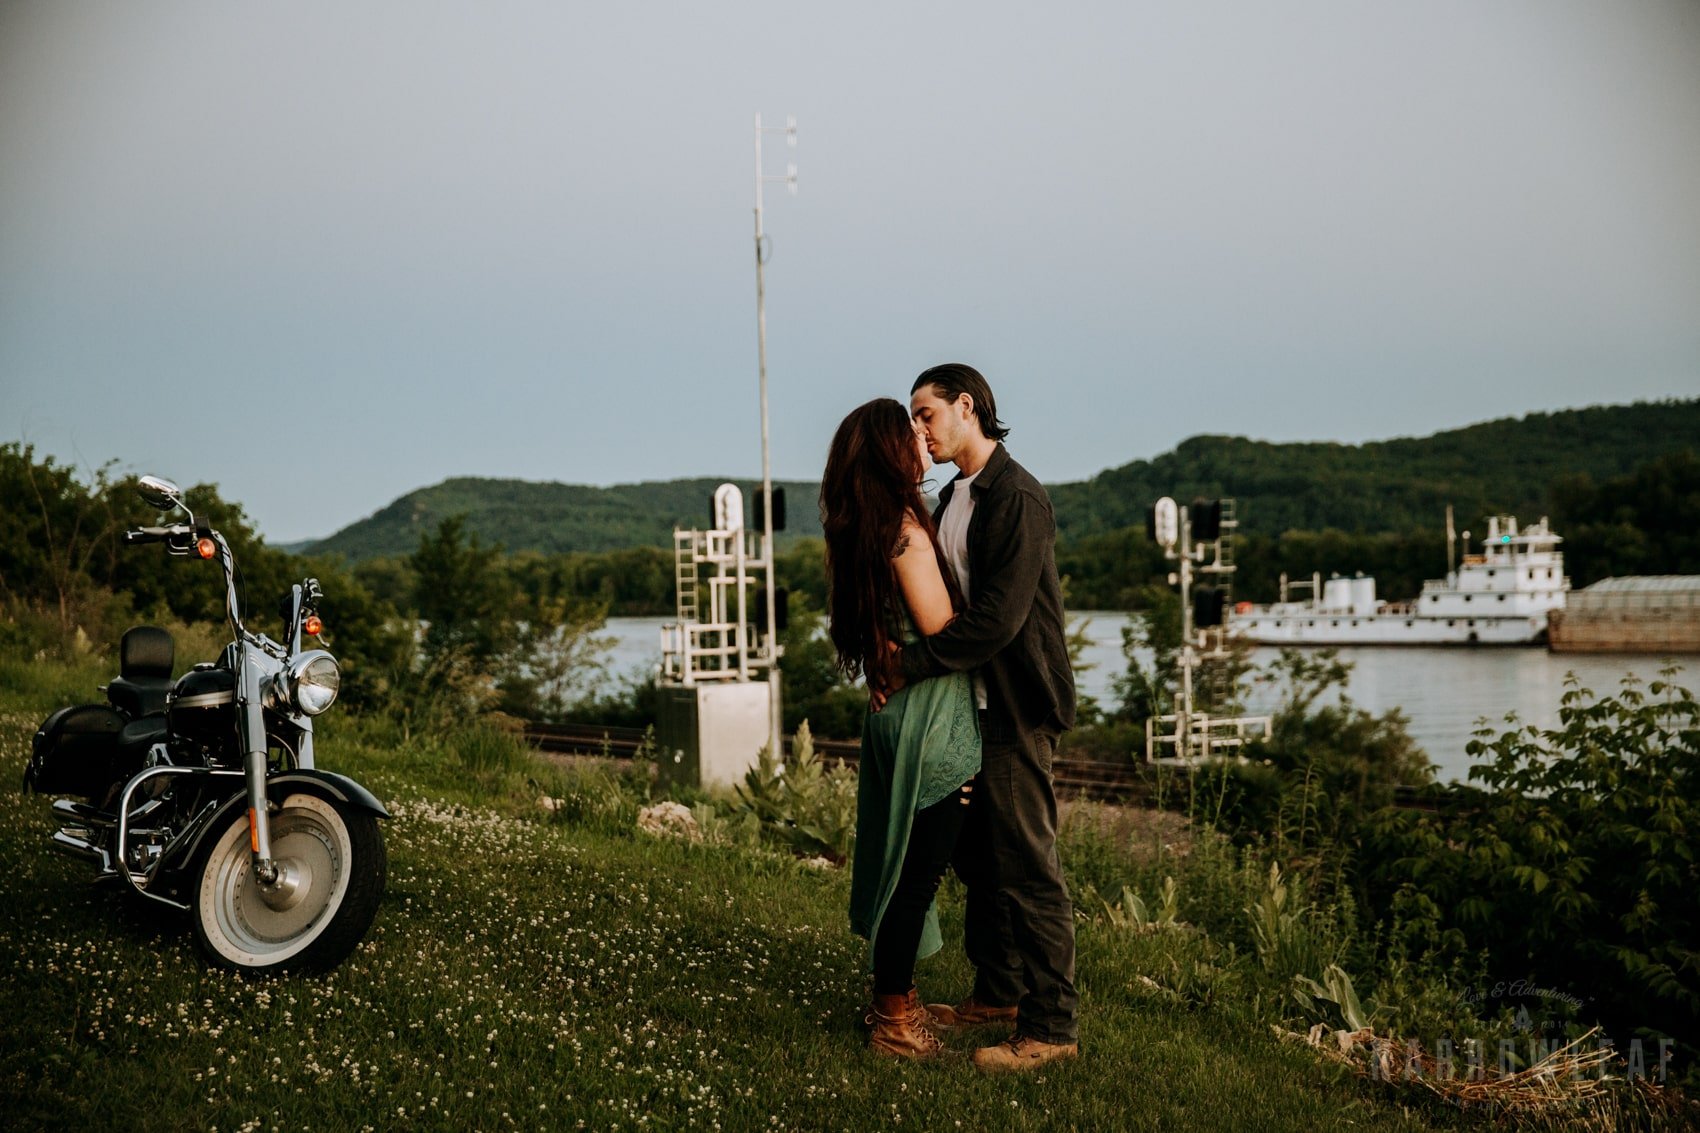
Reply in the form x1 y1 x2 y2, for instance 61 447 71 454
305 399 1699 560
306 477 825 560
1047 399 1700 538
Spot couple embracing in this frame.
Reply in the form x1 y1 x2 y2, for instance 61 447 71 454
819 363 1078 1071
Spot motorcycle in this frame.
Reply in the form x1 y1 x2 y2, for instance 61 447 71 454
24 475 387 972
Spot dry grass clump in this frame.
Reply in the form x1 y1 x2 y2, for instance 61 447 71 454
1278 1023 1696 1131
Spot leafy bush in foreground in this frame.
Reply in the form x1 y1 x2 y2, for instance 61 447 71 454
1362 669 1700 1088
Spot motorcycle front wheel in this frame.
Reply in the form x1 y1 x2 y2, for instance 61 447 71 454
191 792 385 972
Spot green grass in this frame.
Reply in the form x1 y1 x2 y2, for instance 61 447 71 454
0 679 1477 1132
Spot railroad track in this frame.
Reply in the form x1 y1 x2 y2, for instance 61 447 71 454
523 720 1446 811
526 721 1154 803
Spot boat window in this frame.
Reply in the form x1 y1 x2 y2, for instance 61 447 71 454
1446 619 1455 626
1430 595 1439 603
1405 619 1414 626
1486 570 1495 578
1330 620 1338 627
1498 595 1505 602
1463 595 1471 602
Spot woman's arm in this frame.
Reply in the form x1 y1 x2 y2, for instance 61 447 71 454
892 516 956 636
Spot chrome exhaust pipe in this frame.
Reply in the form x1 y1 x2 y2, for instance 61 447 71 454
51 797 114 827
51 829 113 872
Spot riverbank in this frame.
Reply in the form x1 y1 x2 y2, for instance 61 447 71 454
603 613 1685 781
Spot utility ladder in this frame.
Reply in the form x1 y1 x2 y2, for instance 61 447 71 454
674 531 700 623
1199 497 1237 661
1210 497 1237 583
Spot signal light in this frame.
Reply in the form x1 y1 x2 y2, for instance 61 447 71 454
1193 586 1227 628
755 587 789 635
1149 497 1178 548
1191 499 1223 542
756 486 787 533
197 538 217 559
303 615 323 636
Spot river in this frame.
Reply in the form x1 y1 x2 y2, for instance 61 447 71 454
598 613 1688 783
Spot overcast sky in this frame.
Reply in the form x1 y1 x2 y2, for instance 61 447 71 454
3 1 1698 543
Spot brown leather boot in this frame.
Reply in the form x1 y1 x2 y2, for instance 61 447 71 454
868 989 944 1060
925 994 1019 1030
972 1034 1080 1073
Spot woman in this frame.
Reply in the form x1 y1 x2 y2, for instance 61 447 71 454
821 397 981 1060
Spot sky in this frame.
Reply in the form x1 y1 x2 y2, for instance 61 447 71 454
3 1 1698 544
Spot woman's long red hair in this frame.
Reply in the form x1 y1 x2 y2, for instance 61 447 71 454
820 398 960 687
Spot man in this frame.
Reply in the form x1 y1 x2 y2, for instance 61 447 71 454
891 362 1079 1072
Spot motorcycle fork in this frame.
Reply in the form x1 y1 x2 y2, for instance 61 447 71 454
238 661 279 885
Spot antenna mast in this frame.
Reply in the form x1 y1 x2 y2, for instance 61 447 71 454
753 113 797 764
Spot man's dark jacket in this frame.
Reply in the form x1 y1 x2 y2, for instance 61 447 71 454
899 443 1076 735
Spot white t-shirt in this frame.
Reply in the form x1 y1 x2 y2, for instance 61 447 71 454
935 468 988 709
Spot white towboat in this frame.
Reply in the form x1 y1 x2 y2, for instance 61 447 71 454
1230 515 1569 646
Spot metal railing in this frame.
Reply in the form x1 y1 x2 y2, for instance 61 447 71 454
1144 712 1273 764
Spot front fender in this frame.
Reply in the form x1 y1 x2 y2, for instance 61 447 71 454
161 770 389 883
266 770 390 820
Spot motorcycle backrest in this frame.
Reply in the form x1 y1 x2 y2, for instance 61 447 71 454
120 626 174 680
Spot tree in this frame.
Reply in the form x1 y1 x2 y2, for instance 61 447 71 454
411 515 516 666
0 443 124 633
406 516 611 723
774 593 865 739
1552 451 1700 585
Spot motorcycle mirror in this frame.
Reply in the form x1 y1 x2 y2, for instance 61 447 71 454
137 475 183 512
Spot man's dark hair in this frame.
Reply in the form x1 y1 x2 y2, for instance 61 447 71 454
911 362 1010 441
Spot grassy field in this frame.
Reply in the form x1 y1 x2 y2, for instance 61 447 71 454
0 659 1496 1132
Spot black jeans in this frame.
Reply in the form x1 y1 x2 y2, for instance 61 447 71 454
954 711 1078 1043
872 783 971 995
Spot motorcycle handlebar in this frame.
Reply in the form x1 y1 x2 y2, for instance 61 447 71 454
123 523 207 546
123 526 181 545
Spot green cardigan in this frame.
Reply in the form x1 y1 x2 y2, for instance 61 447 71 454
848 666 981 962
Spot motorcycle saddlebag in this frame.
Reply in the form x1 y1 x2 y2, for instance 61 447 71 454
25 704 127 797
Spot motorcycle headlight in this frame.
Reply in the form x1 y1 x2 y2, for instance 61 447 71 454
276 650 341 716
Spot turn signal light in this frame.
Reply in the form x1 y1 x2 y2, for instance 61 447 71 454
303 615 323 636
197 537 217 559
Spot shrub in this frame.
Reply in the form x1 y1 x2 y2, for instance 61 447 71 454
1361 668 1700 1086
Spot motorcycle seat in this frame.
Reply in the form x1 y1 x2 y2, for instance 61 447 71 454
107 626 175 718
